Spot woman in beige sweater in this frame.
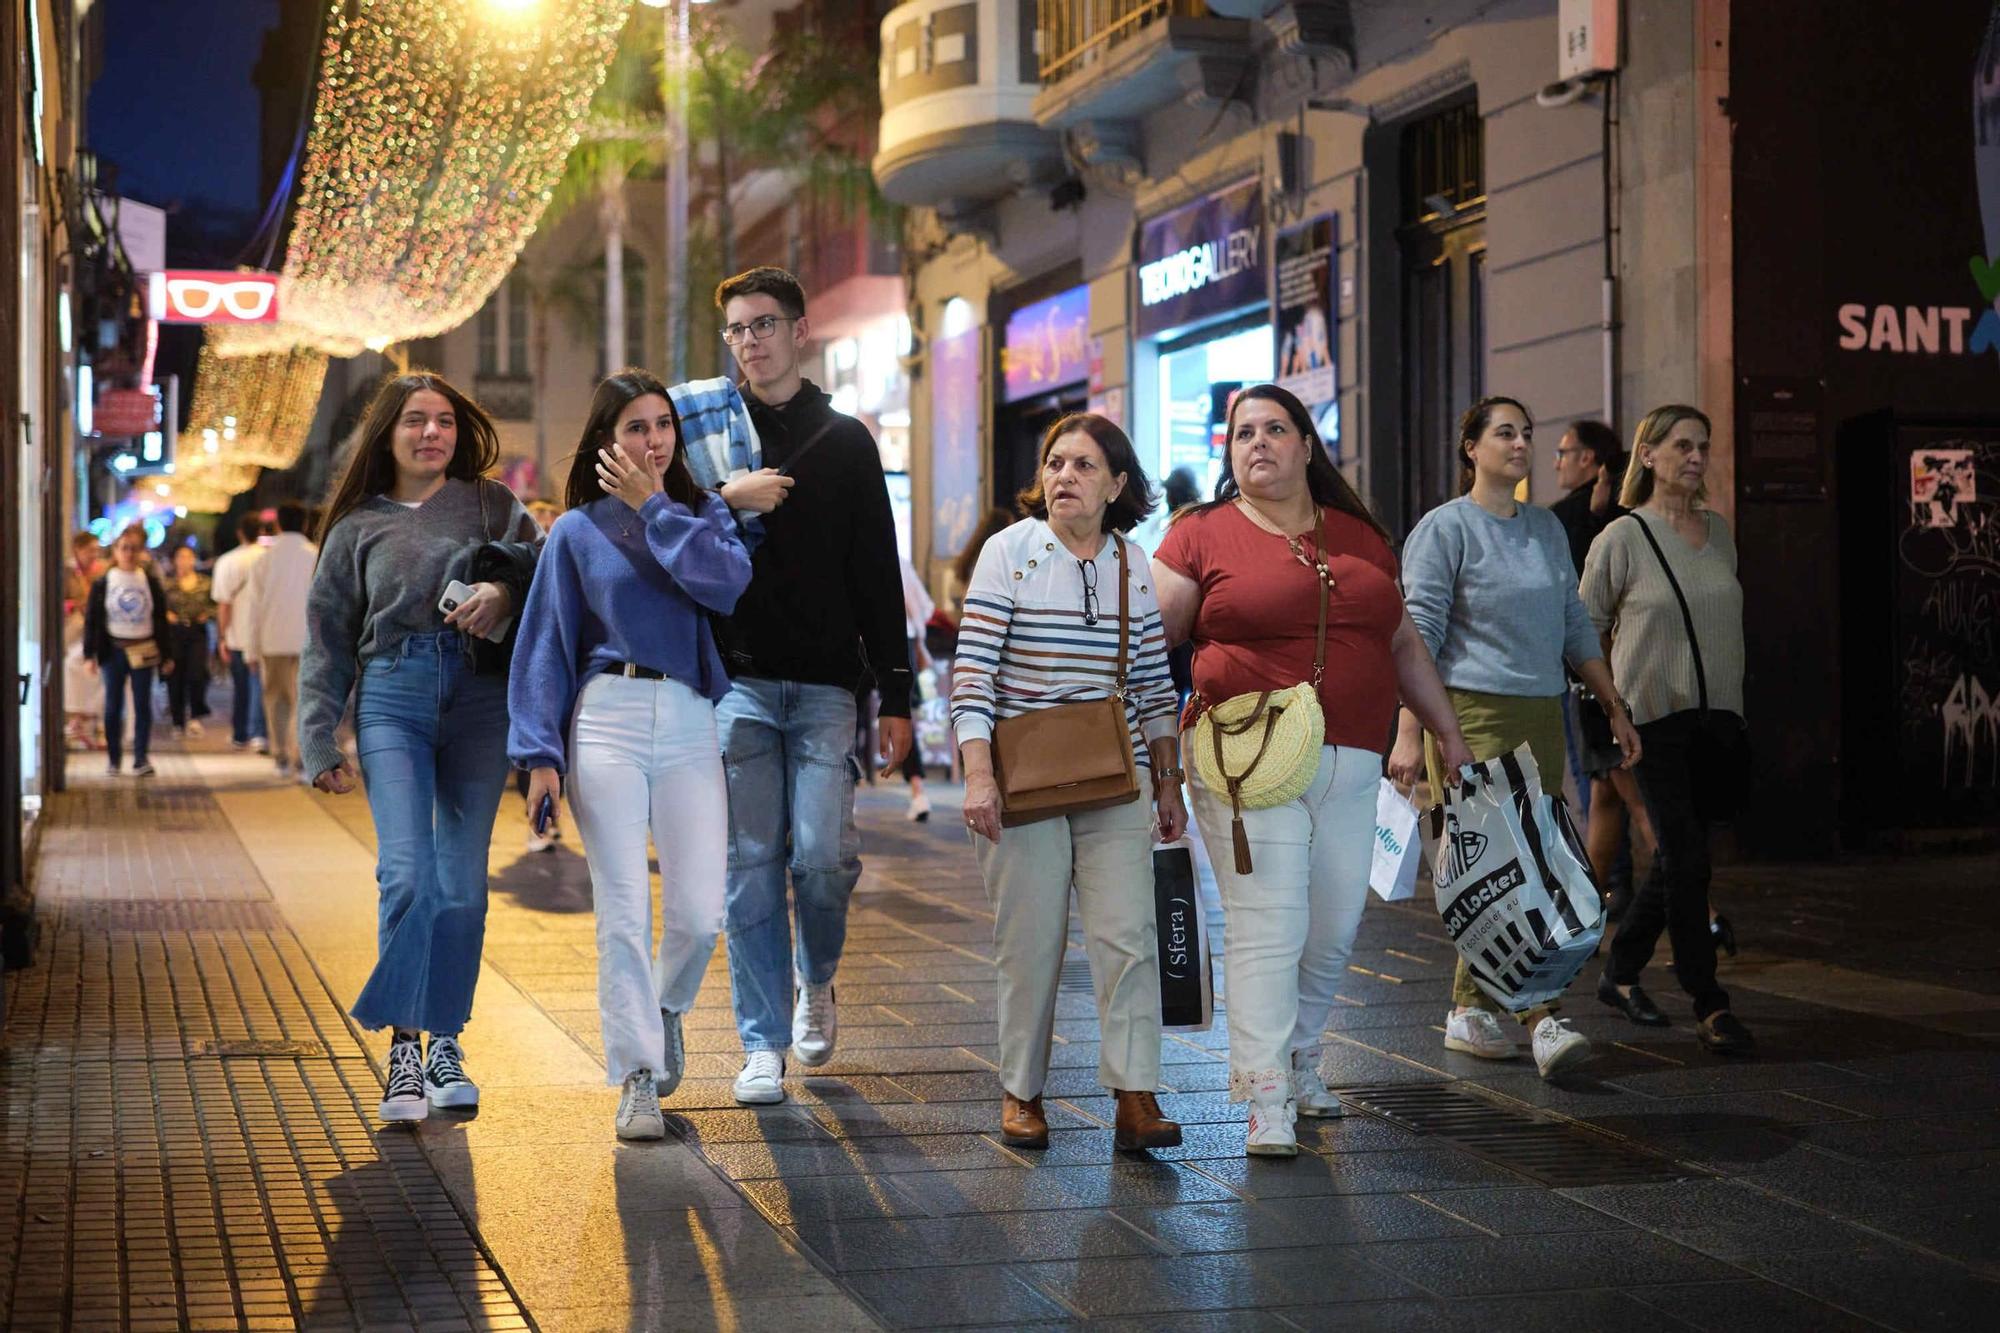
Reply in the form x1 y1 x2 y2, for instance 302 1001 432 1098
1580 404 1754 1056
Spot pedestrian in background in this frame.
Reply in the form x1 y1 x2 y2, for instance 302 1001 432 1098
1154 384 1473 1156
1393 396 1641 1079
900 552 934 822
83 525 171 778
300 372 542 1123
695 266 912 1106
1584 404 1754 1055
212 511 269 754
163 543 215 738
63 530 105 751
245 502 318 778
954 413 1184 1155
511 369 751 1141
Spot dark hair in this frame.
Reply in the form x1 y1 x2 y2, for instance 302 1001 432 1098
562 368 704 512
715 266 806 320
318 373 500 543
1163 466 1201 512
235 512 263 544
276 501 307 533
1197 384 1391 545
952 507 1016 593
1016 413 1156 534
71 530 98 550
1567 419 1621 471
1457 395 1532 492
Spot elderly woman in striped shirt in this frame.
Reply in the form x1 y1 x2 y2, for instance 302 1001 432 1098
952 413 1185 1155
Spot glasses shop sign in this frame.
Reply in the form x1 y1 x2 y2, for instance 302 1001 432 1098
1136 178 1264 338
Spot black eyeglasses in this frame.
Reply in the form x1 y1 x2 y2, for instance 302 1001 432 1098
719 315 797 346
1078 558 1100 626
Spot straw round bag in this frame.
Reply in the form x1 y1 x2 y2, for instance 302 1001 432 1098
1191 508 1333 874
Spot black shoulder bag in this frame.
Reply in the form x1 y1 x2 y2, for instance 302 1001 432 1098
468 479 530 678
1625 512 1751 821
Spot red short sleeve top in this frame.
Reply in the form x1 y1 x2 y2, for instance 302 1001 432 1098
1155 502 1404 753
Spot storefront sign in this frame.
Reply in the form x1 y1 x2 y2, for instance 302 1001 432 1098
1274 215 1337 415
147 270 280 325
1136 179 1264 338
1001 286 1090 402
931 329 983 562
93 388 159 439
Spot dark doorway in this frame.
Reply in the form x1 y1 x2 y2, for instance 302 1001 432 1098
993 389 1086 513
1396 98 1487 533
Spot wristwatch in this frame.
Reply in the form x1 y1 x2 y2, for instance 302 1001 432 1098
1154 766 1186 784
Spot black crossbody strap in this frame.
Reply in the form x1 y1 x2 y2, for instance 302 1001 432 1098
1624 511 1708 717
774 420 839 477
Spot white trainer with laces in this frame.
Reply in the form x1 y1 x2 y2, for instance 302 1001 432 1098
792 980 837 1067
1243 1071 1298 1157
1289 1048 1345 1118
1531 1016 1593 1079
658 1009 686 1097
733 1050 786 1105
616 1070 666 1140
424 1035 480 1108
379 1035 428 1122
1443 1008 1517 1060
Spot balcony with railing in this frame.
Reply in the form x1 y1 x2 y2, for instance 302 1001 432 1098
872 0 1062 219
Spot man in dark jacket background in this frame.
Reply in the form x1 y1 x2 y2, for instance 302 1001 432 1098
1549 418 1625 577
710 266 914 1105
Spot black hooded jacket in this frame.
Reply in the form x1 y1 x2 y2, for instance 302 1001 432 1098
723 380 912 716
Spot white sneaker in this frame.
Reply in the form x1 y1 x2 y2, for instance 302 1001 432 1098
187 720 205 738
379 1035 428 1121
1531 1016 1593 1079
616 1070 666 1140
792 980 837 1067
252 736 269 754
1244 1071 1298 1157
733 1050 785 1105
1443 1008 1518 1060
658 1009 685 1097
423 1035 480 1108
1289 1048 1344 1118
906 792 931 822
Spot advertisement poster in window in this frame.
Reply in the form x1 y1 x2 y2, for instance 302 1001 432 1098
931 329 983 563
1274 215 1339 458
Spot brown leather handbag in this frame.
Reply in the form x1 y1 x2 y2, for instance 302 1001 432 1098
991 535 1142 828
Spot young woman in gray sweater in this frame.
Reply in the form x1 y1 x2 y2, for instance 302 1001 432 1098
300 373 541 1122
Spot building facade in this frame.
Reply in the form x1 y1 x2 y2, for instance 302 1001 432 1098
880 0 1997 854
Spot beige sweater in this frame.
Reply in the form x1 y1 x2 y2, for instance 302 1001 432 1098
1580 508 1746 727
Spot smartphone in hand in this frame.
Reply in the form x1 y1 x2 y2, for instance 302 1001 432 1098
534 793 556 836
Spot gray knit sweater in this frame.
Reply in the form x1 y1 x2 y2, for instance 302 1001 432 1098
299 478 539 778
1580 508 1745 727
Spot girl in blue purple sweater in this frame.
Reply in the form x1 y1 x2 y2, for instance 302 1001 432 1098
508 369 753 1141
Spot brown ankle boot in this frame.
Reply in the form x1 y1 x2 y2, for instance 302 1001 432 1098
1113 1089 1182 1151
1000 1092 1048 1148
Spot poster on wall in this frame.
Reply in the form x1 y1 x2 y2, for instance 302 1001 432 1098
1275 215 1338 450
1001 287 1090 402
930 328 983 564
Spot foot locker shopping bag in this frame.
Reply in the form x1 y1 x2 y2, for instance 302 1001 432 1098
1429 744 1603 1012
1153 843 1214 1032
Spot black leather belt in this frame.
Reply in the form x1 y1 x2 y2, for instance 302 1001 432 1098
607 661 668 681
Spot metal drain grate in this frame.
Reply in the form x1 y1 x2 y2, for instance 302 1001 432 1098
1058 957 1094 993
1339 1082 1699 1188
59 899 284 932
193 1038 331 1059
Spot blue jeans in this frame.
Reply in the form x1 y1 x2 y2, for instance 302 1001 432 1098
99 651 155 768
717 678 862 1052
349 633 509 1035
229 652 266 744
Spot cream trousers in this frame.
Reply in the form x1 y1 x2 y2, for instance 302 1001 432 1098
974 794 1162 1101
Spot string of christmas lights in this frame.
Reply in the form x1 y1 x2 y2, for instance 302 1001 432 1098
173 0 628 508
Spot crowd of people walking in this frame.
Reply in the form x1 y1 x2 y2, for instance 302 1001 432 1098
90 262 1749 1157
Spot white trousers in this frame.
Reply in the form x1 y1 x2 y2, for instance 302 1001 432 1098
973 794 1162 1101
568 673 728 1084
1188 743 1379 1100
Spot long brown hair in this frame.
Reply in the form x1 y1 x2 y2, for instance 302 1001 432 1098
563 369 704 512
1457 395 1532 494
317 373 500 543
1198 383 1391 544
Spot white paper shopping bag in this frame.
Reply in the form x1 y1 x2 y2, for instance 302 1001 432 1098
1369 779 1421 902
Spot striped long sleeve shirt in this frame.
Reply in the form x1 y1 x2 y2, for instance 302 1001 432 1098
950 518 1179 769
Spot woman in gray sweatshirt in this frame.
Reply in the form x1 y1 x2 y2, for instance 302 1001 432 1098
300 373 541 1124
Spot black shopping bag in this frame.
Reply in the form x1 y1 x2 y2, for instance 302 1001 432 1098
1153 843 1214 1032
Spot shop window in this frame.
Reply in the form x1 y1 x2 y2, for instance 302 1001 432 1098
478 274 532 380
1156 321 1275 505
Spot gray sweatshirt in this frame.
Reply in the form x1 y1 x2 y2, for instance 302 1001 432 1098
299 478 539 779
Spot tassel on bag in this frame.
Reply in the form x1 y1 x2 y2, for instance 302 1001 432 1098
1228 789 1254 875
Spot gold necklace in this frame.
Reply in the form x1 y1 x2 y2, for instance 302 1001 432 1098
1237 498 1325 574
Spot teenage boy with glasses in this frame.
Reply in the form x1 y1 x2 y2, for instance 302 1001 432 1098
709 267 914 1105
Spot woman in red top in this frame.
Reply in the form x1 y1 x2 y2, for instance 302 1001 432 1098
1154 384 1471 1157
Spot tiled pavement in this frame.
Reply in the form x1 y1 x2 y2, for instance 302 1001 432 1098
8 718 2000 1331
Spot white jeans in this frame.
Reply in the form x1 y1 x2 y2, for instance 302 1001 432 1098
1188 743 1379 1099
568 673 728 1084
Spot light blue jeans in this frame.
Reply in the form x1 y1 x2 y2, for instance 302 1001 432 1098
349 632 509 1036
717 677 862 1052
